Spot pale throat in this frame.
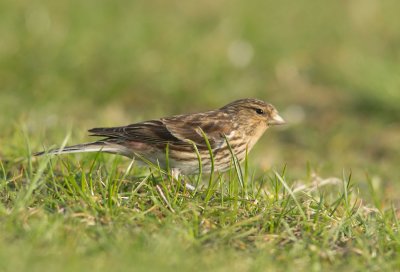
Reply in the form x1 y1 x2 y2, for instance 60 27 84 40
246 123 268 151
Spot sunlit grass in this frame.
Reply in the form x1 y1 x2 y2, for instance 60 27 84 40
0 140 399 271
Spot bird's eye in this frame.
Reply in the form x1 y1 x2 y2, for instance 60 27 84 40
255 108 265 115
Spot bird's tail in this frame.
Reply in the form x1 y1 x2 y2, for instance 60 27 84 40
34 141 117 156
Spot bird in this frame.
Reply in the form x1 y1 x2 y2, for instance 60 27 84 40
35 98 285 181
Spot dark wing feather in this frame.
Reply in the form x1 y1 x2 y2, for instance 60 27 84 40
88 111 233 149
88 120 183 145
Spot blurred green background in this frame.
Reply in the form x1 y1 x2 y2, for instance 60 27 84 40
1 0 399 195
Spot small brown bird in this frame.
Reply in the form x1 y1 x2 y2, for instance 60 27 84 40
36 98 285 178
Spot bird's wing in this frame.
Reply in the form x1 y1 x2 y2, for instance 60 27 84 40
88 112 232 149
161 111 232 149
88 120 183 145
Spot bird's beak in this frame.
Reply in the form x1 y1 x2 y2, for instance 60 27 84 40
269 114 286 126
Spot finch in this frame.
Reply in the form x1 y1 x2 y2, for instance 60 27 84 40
35 98 285 176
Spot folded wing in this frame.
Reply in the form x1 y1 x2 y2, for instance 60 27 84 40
88 112 232 150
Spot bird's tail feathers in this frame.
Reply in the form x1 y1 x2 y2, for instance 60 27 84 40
34 141 117 156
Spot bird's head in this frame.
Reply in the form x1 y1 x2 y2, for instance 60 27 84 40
220 98 285 128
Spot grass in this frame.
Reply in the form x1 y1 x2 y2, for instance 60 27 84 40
1 0 400 270
0 144 399 271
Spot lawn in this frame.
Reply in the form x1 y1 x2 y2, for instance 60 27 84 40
1 0 400 271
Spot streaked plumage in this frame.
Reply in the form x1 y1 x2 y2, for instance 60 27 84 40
35 98 285 175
